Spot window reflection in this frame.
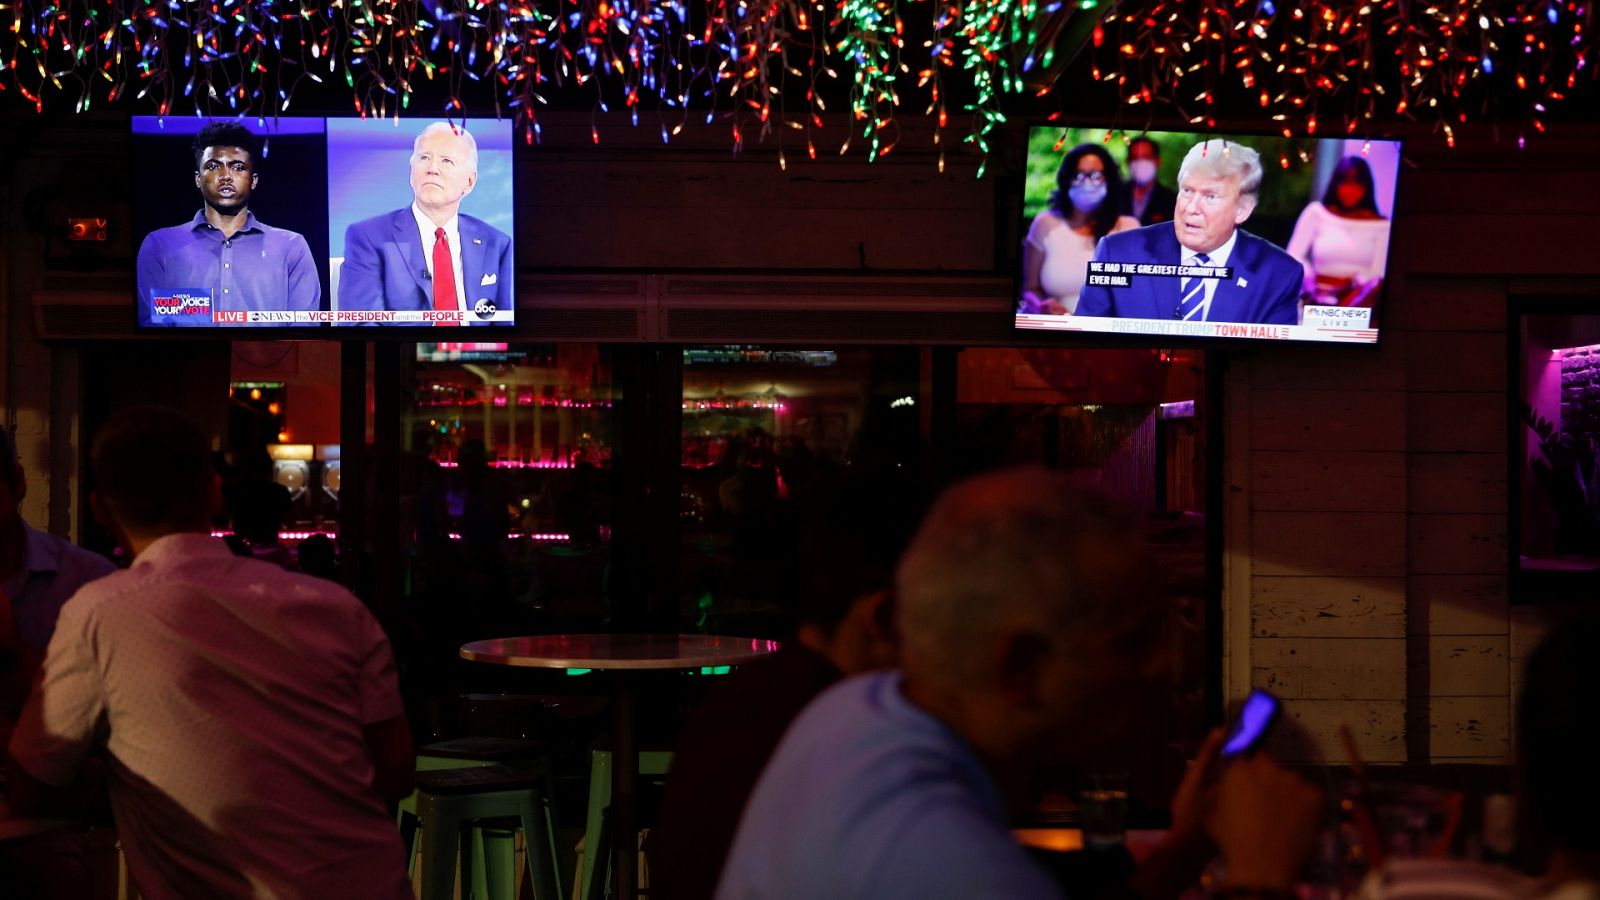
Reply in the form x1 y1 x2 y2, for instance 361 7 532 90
402 343 618 630
679 346 922 635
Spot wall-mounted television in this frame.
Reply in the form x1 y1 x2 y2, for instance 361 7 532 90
132 116 515 329
1015 127 1401 346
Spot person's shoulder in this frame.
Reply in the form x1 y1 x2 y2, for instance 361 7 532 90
1299 199 1331 221
1239 227 1296 260
137 220 194 251
1028 208 1066 235
54 564 144 622
1111 215 1142 233
47 535 118 580
1102 221 1167 249
347 208 407 236
255 218 315 249
459 213 511 244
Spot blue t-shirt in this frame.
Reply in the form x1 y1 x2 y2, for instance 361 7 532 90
715 670 1065 900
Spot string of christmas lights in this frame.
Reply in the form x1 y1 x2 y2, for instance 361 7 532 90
1081 0 1593 150
0 0 1592 165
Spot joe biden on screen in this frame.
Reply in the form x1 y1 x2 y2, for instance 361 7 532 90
338 122 513 325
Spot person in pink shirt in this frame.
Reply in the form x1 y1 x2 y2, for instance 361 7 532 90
6 407 414 900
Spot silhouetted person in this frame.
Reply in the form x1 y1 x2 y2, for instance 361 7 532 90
223 447 292 568
0 426 114 748
6 407 414 899
651 469 929 900
295 533 340 583
717 468 1325 900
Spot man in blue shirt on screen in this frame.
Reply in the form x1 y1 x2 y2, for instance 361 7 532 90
338 122 514 326
135 122 321 326
1076 139 1303 326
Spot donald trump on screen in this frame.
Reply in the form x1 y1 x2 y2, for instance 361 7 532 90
1075 140 1303 326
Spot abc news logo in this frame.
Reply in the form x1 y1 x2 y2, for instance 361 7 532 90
473 299 497 321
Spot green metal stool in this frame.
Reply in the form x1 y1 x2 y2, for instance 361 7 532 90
579 747 674 900
414 764 563 900
400 738 559 900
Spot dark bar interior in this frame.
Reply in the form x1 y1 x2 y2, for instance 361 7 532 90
0 1 1597 897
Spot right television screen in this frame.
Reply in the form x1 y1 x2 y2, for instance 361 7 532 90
1016 128 1401 345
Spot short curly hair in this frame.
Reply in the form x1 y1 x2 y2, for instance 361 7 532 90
192 121 261 172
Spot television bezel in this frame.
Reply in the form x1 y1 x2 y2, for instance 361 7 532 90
1009 120 1403 350
129 114 521 337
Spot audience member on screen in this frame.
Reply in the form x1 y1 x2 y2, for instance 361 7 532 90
0 426 114 748
1076 140 1305 325
338 122 514 325
1286 156 1391 308
650 469 926 900
1121 136 1178 227
5 407 414 900
1020 144 1142 315
715 467 1325 900
134 122 322 326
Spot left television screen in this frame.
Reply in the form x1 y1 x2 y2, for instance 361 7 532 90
131 116 516 329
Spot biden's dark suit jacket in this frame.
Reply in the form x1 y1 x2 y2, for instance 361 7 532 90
339 208 513 323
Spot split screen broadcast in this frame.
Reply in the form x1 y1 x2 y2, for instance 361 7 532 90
1016 128 1401 345
132 116 515 328
134 118 1401 345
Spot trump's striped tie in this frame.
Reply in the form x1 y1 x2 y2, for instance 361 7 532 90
1175 252 1212 320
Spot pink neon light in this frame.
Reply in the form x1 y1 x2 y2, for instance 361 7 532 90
434 459 577 469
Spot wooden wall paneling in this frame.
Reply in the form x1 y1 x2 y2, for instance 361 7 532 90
1407 453 1507 514
1223 361 1254 705
1252 576 1407 639
1249 390 1406 452
1251 451 1407 513
1406 332 1510 393
1247 329 1408 392
1250 511 1407 577
516 158 996 270
1396 277 1508 333
1408 513 1508 575
1406 392 1506 453
1422 636 1510 697
1428 696 1511 760
1394 215 1600 275
1252 637 1407 700
1272 699 1408 764
1406 575 1510 636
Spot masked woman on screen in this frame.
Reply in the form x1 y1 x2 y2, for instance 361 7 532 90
1019 144 1142 315
1286 156 1391 308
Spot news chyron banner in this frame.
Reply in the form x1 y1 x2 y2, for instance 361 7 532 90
1016 307 1378 343
146 291 516 325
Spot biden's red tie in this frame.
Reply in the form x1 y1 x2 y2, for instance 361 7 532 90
433 226 458 327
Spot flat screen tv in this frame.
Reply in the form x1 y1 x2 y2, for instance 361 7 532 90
131 116 516 329
1015 127 1401 346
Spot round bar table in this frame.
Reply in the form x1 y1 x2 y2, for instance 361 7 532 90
461 634 780 900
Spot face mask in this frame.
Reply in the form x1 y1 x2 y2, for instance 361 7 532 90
1335 183 1366 210
1068 183 1108 212
1128 160 1158 185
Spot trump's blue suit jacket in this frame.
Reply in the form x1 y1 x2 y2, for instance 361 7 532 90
1075 223 1302 325
339 208 514 323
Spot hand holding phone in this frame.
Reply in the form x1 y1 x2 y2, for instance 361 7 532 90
1220 690 1280 758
